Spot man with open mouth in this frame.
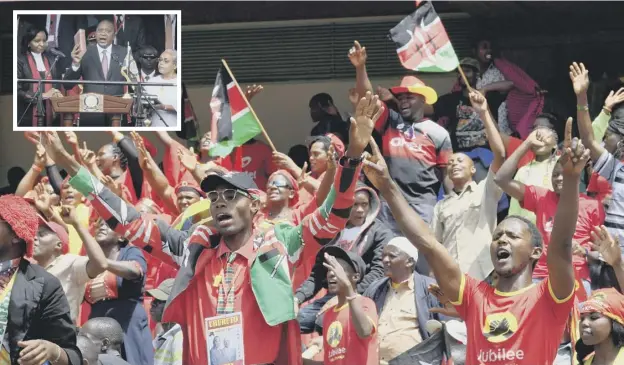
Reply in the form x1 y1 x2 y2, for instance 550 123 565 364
362 116 585 365
47 92 384 365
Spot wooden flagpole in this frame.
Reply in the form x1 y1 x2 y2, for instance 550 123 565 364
220 59 277 152
456 64 473 92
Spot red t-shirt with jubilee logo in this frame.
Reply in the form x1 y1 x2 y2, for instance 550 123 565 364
452 275 574 365
322 297 379 365
521 185 605 280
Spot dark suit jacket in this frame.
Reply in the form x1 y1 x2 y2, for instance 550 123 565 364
143 15 176 55
364 272 447 341
64 44 127 96
18 15 88 73
16 51 62 125
8 259 81 365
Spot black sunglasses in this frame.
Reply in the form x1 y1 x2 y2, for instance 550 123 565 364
206 189 250 203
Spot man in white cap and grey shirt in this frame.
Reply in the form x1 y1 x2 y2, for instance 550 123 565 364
363 237 448 365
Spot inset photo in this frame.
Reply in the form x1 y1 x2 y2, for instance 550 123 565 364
14 10 181 130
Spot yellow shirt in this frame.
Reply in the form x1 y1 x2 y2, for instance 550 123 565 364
508 157 558 223
583 347 624 365
378 279 422 365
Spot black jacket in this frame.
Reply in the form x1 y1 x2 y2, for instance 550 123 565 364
295 186 392 303
8 259 81 365
64 44 127 96
16 51 62 127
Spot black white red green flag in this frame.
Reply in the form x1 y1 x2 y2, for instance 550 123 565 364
208 61 263 157
389 1 460 72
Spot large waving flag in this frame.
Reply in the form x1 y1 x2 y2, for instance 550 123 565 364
389 1 460 72
208 60 263 157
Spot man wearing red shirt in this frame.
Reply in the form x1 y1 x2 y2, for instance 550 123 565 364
362 117 584 365
304 246 378 365
496 131 604 291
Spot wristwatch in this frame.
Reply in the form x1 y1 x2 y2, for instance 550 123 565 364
339 154 364 168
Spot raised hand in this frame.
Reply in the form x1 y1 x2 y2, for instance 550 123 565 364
42 131 66 161
100 175 123 197
323 253 355 296
297 162 311 186
348 88 360 106
569 62 589 96
590 225 622 267
272 151 297 171
245 84 264 100
558 117 591 176
348 91 384 157
24 131 40 145
362 137 391 191
34 182 52 214
327 144 337 171
63 131 78 147
79 141 96 166
604 88 624 112
376 85 394 103
34 143 46 168
59 205 79 226
526 129 547 149
468 89 489 114
178 147 198 172
71 44 83 65
348 40 367 68
427 284 460 318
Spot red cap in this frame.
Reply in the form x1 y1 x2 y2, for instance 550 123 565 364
0 195 38 257
579 288 624 325
267 170 299 207
174 181 205 198
38 216 69 255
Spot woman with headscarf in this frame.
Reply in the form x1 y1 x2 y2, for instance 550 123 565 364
17 25 63 127
576 288 624 364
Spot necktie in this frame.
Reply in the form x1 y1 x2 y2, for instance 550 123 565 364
165 15 174 50
48 14 58 48
216 253 237 314
101 50 108 80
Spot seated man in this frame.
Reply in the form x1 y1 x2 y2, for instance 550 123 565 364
295 185 391 334
364 237 447 365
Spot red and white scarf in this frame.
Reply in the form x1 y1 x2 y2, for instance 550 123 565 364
26 52 54 127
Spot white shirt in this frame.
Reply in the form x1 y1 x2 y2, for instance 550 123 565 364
30 52 47 72
46 14 61 43
145 74 178 127
153 324 183 365
165 15 177 50
46 254 91 323
336 225 363 250
141 70 156 81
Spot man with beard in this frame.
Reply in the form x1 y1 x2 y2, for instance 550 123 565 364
361 117 584 365
43 92 383 365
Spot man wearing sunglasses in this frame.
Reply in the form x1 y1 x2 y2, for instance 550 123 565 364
135 46 159 82
47 92 384 365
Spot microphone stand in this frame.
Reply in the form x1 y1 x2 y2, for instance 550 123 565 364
17 54 61 127
133 81 169 127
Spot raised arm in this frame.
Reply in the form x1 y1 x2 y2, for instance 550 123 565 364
547 118 588 300
570 62 605 162
60 205 108 279
494 132 543 202
590 225 624 292
362 138 463 302
15 143 46 197
469 90 505 171
349 41 373 101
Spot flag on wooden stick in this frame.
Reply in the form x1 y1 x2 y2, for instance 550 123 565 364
208 60 264 157
389 1 460 72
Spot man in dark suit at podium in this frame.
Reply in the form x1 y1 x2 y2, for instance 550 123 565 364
97 14 146 52
65 19 127 127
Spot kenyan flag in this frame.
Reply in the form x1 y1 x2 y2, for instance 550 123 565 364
208 61 263 157
389 1 460 72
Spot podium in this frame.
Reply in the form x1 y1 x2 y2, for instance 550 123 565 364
50 94 133 127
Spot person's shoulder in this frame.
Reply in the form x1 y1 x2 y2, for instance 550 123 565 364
22 260 64 291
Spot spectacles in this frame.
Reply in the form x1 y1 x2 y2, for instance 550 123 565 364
267 181 292 189
206 189 250 203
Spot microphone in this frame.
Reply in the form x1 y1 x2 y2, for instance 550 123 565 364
49 48 66 58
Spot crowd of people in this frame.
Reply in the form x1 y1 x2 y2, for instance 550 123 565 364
2 28 624 365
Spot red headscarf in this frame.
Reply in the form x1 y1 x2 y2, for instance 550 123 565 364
267 170 299 207
579 288 624 325
0 195 38 257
